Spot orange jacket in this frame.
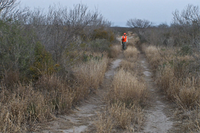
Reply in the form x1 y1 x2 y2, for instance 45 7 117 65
122 35 127 42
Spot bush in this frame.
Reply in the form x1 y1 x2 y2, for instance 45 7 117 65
0 20 36 83
90 39 111 52
29 42 57 80
92 28 115 42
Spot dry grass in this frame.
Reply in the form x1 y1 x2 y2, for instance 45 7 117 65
142 44 200 132
118 60 138 76
0 54 109 133
95 102 144 132
0 84 49 133
124 46 140 62
143 45 162 71
108 68 147 106
95 42 147 132
109 45 121 58
73 56 108 90
95 112 114 133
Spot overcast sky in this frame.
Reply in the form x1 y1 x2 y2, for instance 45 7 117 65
19 0 200 27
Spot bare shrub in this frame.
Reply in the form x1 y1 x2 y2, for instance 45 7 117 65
127 18 152 29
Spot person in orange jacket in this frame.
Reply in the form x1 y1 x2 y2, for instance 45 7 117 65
121 33 128 50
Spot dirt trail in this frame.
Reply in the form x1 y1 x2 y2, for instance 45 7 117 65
138 54 174 133
37 57 122 133
37 36 176 133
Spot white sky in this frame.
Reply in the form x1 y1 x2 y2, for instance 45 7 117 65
19 0 200 27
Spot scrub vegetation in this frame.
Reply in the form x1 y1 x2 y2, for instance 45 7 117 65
127 4 200 132
95 42 148 133
1 0 200 132
0 0 113 132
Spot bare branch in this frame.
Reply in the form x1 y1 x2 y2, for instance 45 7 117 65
126 18 152 28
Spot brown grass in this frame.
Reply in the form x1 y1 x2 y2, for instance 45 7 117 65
108 45 121 58
95 42 147 132
73 56 108 90
142 44 200 132
118 60 138 76
0 54 109 133
143 45 162 70
95 102 144 132
108 68 147 106
124 46 139 62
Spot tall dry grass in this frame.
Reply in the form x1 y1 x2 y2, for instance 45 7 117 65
73 56 108 91
108 68 147 106
95 102 144 132
143 44 200 132
124 46 140 62
0 54 109 133
143 45 162 70
108 45 121 58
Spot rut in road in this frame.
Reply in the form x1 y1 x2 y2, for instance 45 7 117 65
139 53 174 133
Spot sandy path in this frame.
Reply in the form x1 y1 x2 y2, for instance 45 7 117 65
139 54 174 133
37 57 122 133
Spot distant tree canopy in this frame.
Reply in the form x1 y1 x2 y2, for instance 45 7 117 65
0 0 16 10
126 18 152 28
172 4 200 26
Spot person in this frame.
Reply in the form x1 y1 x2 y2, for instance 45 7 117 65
121 33 128 50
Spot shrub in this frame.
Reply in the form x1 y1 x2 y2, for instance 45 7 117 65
92 28 115 42
0 20 35 81
90 39 110 52
29 42 56 80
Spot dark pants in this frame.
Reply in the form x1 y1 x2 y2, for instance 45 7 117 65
122 42 126 50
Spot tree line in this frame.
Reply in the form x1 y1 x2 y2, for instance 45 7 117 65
0 0 115 82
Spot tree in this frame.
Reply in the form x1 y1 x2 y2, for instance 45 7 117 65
126 18 152 28
0 0 17 19
171 4 200 47
0 0 15 10
126 18 152 42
